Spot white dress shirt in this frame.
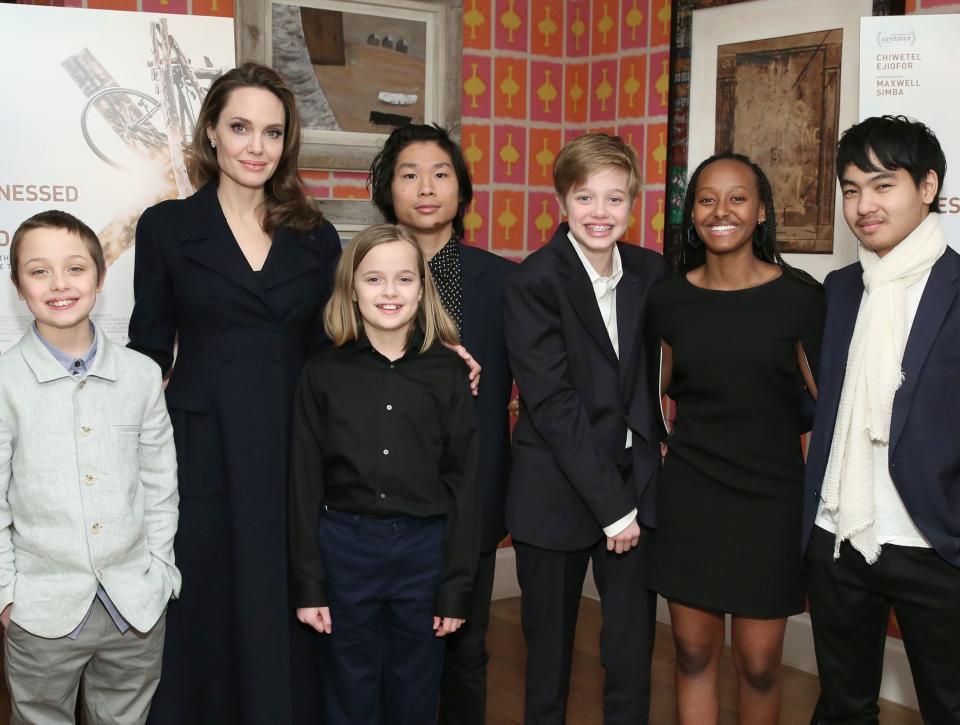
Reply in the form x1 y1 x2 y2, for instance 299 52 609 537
568 232 637 537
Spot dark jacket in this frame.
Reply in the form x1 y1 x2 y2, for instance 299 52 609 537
802 246 960 568
504 224 666 551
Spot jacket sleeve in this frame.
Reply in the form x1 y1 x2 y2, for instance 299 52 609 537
288 361 329 607
128 205 177 375
435 366 481 619
139 366 181 598
504 268 635 528
0 409 14 611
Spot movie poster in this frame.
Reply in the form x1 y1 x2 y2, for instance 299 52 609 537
860 15 960 247
0 5 234 350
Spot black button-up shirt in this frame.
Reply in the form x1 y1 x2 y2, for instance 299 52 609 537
289 331 480 618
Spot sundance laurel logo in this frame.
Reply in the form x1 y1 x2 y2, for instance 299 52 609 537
877 29 916 48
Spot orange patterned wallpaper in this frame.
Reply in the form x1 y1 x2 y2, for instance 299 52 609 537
461 0 671 258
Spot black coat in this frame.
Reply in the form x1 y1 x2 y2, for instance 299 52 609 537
128 182 341 724
458 244 516 552
802 247 960 566
504 224 666 551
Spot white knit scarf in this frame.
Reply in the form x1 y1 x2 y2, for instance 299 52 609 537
822 213 946 562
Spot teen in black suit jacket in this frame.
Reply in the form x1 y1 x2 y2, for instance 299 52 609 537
369 124 515 725
505 134 665 724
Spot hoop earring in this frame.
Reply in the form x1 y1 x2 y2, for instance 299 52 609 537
686 225 702 250
753 222 767 249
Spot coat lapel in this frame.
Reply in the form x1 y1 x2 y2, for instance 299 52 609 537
459 246 488 357
552 225 618 366
256 225 325 293
178 183 267 304
615 245 644 389
891 249 960 451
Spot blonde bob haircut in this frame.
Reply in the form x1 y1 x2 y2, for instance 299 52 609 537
552 133 641 201
324 224 460 352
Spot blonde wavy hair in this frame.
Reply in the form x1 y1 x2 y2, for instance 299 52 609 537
324 224 459 351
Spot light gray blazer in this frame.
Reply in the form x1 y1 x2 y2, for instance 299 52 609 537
0 323 181 637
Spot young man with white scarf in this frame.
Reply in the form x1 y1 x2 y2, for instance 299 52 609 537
801 115 960 724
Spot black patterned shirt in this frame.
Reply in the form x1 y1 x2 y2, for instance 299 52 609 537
428 237 464 336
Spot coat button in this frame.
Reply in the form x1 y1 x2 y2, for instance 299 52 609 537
83 474 96 485
91 523 102 535
80 425 92 436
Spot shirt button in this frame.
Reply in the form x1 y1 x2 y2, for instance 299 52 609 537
91 523 102 535
383 449 389 455
73 360 82 368
385 404 393 411
389 364 395 370
379 492 387 499
80 425 92 436
83 474 96 485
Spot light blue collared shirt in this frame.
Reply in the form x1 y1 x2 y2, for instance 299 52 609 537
33 324 131 639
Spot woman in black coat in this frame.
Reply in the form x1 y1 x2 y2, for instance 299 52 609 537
128 63 340 724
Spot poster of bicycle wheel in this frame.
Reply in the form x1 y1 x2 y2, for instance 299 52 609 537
0 4 234 350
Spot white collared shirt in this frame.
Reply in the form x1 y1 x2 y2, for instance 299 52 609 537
568 232 636 537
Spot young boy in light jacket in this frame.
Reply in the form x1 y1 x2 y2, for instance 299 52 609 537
0 210 180 725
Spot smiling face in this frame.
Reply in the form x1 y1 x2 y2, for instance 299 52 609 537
691 158 765 256
840 153 937 257
16 226 103 341
207 86 285 193
353 239 423 347
390 141 460 242
559 166 632 269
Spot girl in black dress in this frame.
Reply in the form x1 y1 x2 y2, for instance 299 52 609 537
644 153 825 725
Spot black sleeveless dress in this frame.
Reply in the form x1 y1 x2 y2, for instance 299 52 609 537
643 272 825 618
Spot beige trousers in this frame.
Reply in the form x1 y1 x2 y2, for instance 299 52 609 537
3 599 166 725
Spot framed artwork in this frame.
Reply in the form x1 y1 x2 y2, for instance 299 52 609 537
236 0 462 171
715 29 842 254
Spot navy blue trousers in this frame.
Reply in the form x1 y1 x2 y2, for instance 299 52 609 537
318 508 446 725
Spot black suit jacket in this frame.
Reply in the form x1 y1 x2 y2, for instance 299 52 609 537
504 224 666 551
458 244 516 552
802 245 960 567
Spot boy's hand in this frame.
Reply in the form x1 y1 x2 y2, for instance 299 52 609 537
433 616 465 637
1 603 11 630
606 520 641 554
297 606 332 634
445 344 481 396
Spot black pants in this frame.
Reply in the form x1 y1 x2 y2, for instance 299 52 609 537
318 508 446 725
806 526 960 725
513 537 656 725
437 549 497 725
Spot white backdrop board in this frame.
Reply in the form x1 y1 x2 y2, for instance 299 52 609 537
860 15 960 248
0 5 234 350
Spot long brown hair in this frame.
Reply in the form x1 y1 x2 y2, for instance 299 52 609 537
189 62 321 235
324 224 459 351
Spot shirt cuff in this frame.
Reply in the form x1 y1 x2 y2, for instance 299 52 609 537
603 509 637 538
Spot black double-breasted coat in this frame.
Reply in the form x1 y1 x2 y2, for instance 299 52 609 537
128 182 341 724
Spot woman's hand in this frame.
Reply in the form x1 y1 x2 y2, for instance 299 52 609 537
446 344 481 396
433 616 466 637
297 606 332 634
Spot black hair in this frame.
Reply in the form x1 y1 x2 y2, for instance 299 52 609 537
368 124 473 240
836 115 945 214
676 152 818 286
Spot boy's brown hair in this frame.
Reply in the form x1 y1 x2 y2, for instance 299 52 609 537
552 133 641 200
10 210 106 289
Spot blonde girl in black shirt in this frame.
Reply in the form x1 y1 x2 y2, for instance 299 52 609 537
289 223 479 724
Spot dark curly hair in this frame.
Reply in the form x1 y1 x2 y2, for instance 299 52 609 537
676 152 817 286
